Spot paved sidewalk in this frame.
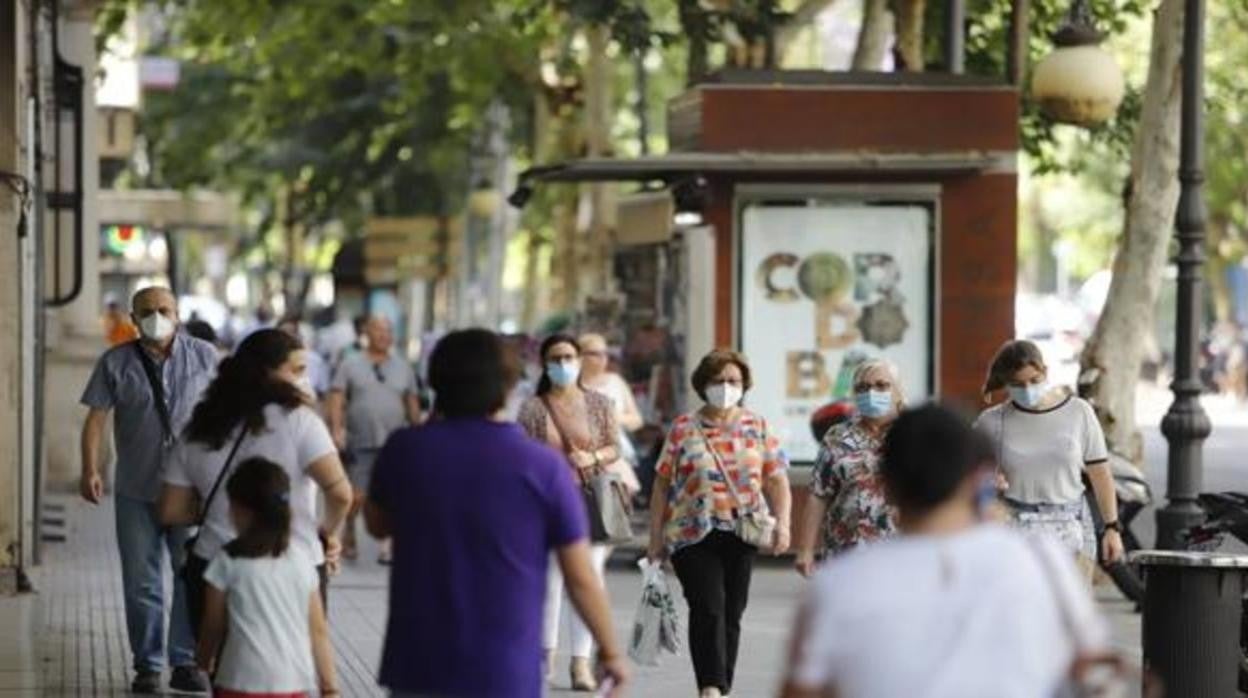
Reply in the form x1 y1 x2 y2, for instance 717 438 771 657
0 497 1144 697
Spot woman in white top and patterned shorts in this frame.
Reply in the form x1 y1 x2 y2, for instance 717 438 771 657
975 340 1125 577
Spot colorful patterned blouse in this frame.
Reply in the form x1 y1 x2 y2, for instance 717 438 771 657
811 417 896 555
655 410 788 552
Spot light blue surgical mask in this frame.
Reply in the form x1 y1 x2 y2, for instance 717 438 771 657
546 360 581 387
855 390 894 419
1008 381 1048 409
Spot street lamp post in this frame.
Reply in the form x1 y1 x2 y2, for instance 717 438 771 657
1156 0 1211 551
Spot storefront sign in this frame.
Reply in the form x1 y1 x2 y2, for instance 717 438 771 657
740 202 933 463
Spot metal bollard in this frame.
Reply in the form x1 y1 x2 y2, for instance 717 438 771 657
1130 551 1248 697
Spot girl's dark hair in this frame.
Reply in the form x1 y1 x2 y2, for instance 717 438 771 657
185 329 305 449
982 339 1047 399
535 333 580 396
224 457 292 559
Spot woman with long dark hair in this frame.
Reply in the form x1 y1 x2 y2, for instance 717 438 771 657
159 329 353 632
196 457 339 697
516 333 625 692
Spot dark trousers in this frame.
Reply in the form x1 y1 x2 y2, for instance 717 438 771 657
183 553 329 640
671 530 756 694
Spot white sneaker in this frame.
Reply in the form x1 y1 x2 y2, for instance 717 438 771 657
699 689 723 698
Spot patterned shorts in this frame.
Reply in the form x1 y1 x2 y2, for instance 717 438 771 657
1003 498 1092 557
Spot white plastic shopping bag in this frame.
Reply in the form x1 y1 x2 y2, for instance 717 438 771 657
628 558 681 666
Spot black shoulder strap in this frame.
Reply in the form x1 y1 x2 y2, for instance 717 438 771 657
132 340 174 442
196 427 248 529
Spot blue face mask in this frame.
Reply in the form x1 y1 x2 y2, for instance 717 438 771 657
855 390 894 419
1008 381 1048 409
546 360 581 387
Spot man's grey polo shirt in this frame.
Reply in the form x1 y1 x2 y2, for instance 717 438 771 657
331 351 415 452
81 333 219 502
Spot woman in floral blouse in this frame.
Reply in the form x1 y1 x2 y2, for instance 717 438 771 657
795 359 904 578
646 349 791 698
517 334 622 692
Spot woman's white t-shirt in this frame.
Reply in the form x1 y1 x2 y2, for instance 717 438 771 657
164 404 336 563
787 525 1108 698
975 395 1109 505
204 546 319 693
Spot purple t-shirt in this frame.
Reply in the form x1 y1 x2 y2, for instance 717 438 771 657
369 418 587 697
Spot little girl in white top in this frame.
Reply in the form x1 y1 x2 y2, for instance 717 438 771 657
196 457 339 698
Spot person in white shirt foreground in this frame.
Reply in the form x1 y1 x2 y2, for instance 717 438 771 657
781 403 1112 698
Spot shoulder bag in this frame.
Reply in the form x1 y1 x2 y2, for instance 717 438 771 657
182 427 249 566
542 395 633 544
693 420 776 550
132 340 175 443
1026 537 1137 698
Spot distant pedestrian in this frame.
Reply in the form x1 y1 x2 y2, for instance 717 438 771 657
975 340 1124 575
646 349 792 698
364 329 629 697
794 360 903 577
159 329 353 632
196 457 339 698
781 404 1111 698
580 332 645 440
103 295 140 346
325 314 421 563
79 286 217 694
517 334 628 691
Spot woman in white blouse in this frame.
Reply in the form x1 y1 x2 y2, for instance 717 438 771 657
974 340 1124 572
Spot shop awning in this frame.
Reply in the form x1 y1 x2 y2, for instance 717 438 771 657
519 150 1010 184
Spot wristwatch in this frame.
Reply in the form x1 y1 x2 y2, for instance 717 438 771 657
1102 520 1122 533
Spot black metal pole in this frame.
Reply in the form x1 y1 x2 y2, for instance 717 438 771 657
1156 0 1211 551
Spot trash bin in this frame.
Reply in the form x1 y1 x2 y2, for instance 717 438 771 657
1130 550 1248 697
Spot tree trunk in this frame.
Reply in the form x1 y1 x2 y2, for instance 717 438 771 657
679 0 711 86
892 0 926 71
775 0 841 58
852 0 894 70
584 24 615 296
1078 0 1185 462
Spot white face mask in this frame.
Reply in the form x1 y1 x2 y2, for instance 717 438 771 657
293 375 316 401
138 313 176 342
1008 381 1049 409
705 383 743 409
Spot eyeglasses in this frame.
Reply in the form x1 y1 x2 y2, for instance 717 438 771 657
582 350 608 359
853 380 893 394
373 364 385 383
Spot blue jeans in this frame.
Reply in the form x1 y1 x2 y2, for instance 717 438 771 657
114 494 196 672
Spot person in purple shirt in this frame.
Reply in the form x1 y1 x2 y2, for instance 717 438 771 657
364 329 630 698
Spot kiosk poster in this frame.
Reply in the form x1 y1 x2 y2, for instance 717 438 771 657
740 203 933 463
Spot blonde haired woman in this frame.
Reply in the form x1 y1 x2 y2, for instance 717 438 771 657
795 359 904 577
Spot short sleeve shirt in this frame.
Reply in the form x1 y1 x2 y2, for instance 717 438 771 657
787 526 1109 697
975 395 1108 505
204 547 319 693
655 410 788 553
368 419 586 697
164 404 336 563
80 334 219 501
811 418 896 555
331 352 415 451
